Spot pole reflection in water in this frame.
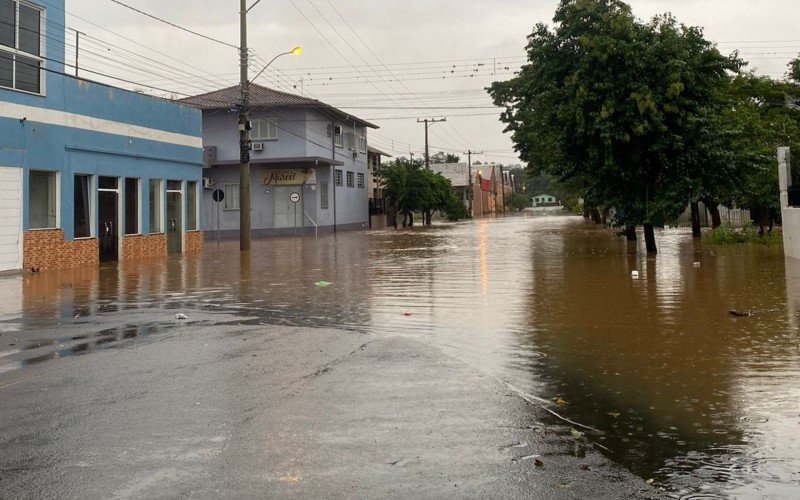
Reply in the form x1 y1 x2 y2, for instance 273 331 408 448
1 214 799 496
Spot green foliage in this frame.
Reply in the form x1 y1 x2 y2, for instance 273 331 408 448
510 194 531 211
722 74 800 223
430 151 461 164
377 158 469 224
488 0 739 252
789 55 800 83
443 194 471 221
707 224 782 246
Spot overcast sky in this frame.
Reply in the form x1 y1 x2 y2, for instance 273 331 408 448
64 0 800 165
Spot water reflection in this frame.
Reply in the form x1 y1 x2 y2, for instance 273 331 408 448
1 214 799 496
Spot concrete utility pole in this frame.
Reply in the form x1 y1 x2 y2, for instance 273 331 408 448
239 0 251 251
464 150 483 215
417 118 446 169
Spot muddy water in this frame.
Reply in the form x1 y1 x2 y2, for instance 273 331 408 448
1 214 799 498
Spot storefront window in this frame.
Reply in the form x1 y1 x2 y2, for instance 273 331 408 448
74 175 91 238
125 178 139 235
187 181 197 230
29 170 57 229
149 179 162 233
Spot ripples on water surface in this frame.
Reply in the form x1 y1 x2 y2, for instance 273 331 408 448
1 214 799 498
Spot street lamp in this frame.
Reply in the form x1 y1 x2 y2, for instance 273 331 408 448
252 46 303 83
238 45 302 251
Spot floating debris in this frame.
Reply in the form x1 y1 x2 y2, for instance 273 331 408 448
175 313 189 320
314 281 333 288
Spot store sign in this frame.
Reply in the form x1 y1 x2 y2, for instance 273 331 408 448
262 168 316 186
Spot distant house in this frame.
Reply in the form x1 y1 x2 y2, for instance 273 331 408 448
180 84 378 236
532 194 560 207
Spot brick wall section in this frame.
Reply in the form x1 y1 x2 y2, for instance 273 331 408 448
121 234 168 262
185 231 205 254
23 230 99 271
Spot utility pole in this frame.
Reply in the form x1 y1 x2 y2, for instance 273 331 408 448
417 118 446 169
409 152 414 165
499 165 506 213
464 150 483 215
238 0 251 251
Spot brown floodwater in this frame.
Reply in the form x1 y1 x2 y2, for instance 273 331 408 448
1 214 799 498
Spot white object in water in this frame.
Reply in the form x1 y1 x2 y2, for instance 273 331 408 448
693 262 701 268
175 313 189 320
631 271 640 279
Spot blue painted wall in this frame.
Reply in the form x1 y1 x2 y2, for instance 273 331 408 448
0 0 203 242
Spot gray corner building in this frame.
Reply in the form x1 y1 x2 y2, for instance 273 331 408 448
180 84 378 237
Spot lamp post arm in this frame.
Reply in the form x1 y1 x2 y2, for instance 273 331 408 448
252 51 292 83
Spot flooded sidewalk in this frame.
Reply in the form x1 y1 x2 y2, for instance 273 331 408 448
1 214 799 498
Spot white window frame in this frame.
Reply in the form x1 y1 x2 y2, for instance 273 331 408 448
224 183 240 210
28 169 59 230
334 169 343 187
251 118 278 141
186 180 199 231
124 177 142 236
346 171 354 188
357 173 365 189
320 181 329 210
0 0 45 95
358 134 367 154
73 173 94 239
334 125 343 148
149 178 163 234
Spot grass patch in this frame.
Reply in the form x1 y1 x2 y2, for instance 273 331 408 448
707 223 783 245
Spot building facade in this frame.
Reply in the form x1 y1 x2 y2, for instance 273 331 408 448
180 84 378 237
0 0 204 272
367 147 390 228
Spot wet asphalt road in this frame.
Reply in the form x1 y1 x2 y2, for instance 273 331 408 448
0 310 657 499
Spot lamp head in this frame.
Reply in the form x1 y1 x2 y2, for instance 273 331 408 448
291 46 303 56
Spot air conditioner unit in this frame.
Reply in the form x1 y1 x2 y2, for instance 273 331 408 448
202 177 213 189
252 142 264 152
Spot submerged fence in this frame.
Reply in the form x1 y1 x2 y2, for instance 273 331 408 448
672 203 751 228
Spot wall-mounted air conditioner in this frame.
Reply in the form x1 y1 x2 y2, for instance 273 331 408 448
202 177 213 189
252 142 264 152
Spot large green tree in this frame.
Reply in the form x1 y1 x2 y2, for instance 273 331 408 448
722 73 800 234
489 0 737 253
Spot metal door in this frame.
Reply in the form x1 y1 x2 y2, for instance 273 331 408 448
98 190 119 262
167 191 182 254
273 186 301 228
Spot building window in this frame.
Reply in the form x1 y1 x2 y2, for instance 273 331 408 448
345 131 355 151
320 181 329 210
187 181 198 230
0 1 43 94
29 170 57 229
149 179 162 233
346 171 354 188
357 173 365 188
224 183 240 210
334 169 343 187
125 178 139 235
74 175 92 238
358 135 367 154
251 118 278 141
334 125 343 148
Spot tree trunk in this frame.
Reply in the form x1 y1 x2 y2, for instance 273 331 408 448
583 208 590 219
590 208 602 224
601 208 610 226
644 224 658 255
408 212 414 227
702 198 722 229
768 208 776 233
625 225 637 242
690 202 702 238
402 212 408 228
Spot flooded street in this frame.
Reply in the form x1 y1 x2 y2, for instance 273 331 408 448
2 214 799 498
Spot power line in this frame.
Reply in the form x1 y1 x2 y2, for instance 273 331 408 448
107 0 238 49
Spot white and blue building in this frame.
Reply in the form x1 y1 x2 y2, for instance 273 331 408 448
0 0 204 271
180 83 378 237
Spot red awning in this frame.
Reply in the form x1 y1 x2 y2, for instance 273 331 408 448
481 179 492 192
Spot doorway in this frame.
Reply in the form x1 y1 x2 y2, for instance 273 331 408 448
166 181 183 254
273 185 302 229
98 177 119 262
